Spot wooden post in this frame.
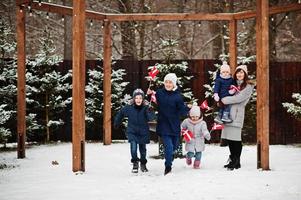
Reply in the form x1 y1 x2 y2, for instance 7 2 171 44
16 3 26 159
256 0 270 170
229 20 237 72
103 20 112 145
72 0 86 172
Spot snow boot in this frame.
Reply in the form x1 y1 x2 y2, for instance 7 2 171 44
214 115 223 124
193 160 201 169
164 166 172 175
221 112 233 123
132 161 139 173
227 157 241 170
223 155 233 168
140 163 148 172
186 157 192 165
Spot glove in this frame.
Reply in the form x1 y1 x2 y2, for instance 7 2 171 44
214 93 220 102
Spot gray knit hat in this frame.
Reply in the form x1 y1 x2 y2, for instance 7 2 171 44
132 88 145 99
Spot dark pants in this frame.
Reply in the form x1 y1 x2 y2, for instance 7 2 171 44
130 141 147 164
227 140 242 159
161 135 179 167
218 104 231 117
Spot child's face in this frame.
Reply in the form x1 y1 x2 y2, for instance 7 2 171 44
220 70 230 77
134 95 143 106
164 80 174 91
190 116 200 121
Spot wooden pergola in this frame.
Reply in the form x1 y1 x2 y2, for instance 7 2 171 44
16 0 301 172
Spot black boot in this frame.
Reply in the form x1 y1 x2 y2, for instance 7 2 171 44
132 161 139 173
140 163 148 172
164 166 172 175
227 156 241 170
223 155 233 168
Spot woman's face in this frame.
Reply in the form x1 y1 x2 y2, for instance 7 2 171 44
164 80 174 91
236 70 245 81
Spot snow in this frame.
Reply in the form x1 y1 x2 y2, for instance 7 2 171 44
1 142 301 200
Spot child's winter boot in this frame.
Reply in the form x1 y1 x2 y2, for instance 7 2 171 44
164 166 172 175
221 112 233 123
140 163 148 172
132 161 139 173
186 156 192 165
193 160 201 169
214 113 223 124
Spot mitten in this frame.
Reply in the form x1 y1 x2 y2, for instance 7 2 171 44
229 88 236 95
214 93 220 102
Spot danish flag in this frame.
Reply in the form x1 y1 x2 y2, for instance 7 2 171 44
150 91 157 104
181 128 194 142
211 123 224 131
230 85 240 92
200 99 209 110
148 66 159 79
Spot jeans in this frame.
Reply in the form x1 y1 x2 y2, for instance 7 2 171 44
218 104 231 116
130 141 147 164
187 151 202 161
161 135 179 167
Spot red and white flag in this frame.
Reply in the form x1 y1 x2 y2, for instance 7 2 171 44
211 123 224 131
200 99 209 110
148 66 159 79
230 85 240 92
150 91 157 104
181 128 194 142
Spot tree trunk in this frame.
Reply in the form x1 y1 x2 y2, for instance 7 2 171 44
45 92 50 142
63 0 72 60
118 0 137 60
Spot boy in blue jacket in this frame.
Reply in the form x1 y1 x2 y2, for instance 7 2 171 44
114 88 156 173
148 73 190 175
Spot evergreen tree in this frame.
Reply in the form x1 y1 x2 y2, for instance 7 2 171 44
27 27 71 142
85 60 129 138
282 93 301 120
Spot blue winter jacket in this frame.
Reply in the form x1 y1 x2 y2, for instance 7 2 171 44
155 88 189 136
114 104 156 144
214 73 235 99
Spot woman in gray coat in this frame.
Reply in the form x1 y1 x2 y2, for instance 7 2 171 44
221 65 254 170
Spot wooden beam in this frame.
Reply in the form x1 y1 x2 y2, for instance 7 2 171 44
103 19 112 145
21 1 106 21
72 0 86 172
229 20 237 72
106 13 234 21
256 0 270 170
16 2 26 159
234 3 301 20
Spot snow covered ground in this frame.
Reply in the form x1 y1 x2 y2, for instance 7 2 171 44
0 142 301 200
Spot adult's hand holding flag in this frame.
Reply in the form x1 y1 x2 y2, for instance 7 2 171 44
211 123 224 132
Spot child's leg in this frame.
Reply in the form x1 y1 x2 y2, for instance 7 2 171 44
214 107 224 124
138 144 147 164
193 151 202 169
221 105 232 123
139 144 148 172
130 141 139 163
161 135 174 168
186 151 194 165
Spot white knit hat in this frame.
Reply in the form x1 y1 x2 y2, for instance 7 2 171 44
220 61 230 73
190 105 201 117
164 73 177 88
236 65 248 75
